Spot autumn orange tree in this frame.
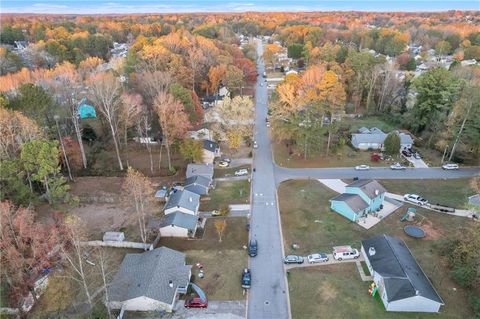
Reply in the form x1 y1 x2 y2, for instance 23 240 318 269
153 91 190 172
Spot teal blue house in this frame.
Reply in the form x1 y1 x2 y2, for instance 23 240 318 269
78 98 96 119
330 180 386 222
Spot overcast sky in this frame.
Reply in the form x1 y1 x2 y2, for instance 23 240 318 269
2 0 479 14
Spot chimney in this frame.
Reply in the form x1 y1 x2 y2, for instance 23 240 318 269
169 280 173 288
368 247 376 256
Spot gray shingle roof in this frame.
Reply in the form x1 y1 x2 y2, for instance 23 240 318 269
331 193 369 212
184 175 211 195
159 211 198 231
164 189 200 213
203 139 219 153
347 179 386 199
108 247 191 304
351 132 413 147
186 164 214 180
362 235 443 304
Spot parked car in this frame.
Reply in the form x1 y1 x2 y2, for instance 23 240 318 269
253 141 258 149
283 255 304 264
307 253 329 264
211 210 221 216
414 152 421 159
185 297 208 308
234 169 249 176
241 268 251 289
248 239 258 257
218 161 229 168
390 163 406 170
402 149 412 157
332 246 360 261
221 157 232 163
404 194 428 206
442 163 459 170
354 165 370 171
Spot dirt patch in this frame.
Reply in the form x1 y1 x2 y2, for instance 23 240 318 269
419 222 443 240
319 281 338 301
70 204 131 237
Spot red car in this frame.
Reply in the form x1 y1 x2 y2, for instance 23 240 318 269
184 297 208 308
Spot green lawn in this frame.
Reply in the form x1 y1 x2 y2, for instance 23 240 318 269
214 165 251 178
200 180 250 211
279 180 476 319
273 143 398 168
380 178 475 208
342 116 397 133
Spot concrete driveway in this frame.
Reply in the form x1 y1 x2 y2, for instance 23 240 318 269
164 300 245 319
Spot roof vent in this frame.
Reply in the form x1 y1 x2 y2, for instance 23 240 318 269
375 189 379 196
169 280 173 288
415 289 420 296
368 247 376 256
189 197 193 202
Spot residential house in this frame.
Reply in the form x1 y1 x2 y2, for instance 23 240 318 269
202 140 221 164
188 128 213 141
184 175 212 196
361 235 444 313
159 212 198 237
330 179 386 222
163 189 200 215
351 128 413 151
107 247 192 313
186 163 214 180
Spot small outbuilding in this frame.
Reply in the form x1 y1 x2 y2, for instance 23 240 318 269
78 98 97 119
361 235 444 313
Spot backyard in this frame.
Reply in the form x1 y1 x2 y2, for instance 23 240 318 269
279 180 476 319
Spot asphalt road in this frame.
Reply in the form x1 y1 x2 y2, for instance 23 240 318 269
274 166 480 185
247 41 290 319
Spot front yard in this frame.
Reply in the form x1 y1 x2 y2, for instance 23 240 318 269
380 178 476 208
279 180 476 319
200 180 250 211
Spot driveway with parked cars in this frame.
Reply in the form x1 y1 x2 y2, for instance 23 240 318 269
284 253 365 270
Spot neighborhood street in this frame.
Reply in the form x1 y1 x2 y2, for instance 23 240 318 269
274 166 480 185
247 41 290 319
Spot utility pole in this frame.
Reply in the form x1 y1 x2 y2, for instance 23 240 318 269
441 144 449 164
54 115 74 181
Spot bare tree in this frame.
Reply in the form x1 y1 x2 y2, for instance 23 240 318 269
136 71 173 106
153 92 190 172
119 92 142 148
122 167 154 245
61 215 94 309
95 247 114 319
136 111 155 173
88 72 124 170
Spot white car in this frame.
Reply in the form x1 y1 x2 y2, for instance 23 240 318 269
218 161 229 168
354 165 370 171
442 163 459 170
404 194 428 206
234 169 249 176
307 253 329 264
332 246 360 261
390 163 406 170
253 141 258 149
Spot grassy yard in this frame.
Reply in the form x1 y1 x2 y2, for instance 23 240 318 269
273 143 397 168
200 180 250 211
380 178 476 208
160 217 249 300
279 180 476 319
186 250 247 300
214 165 251 178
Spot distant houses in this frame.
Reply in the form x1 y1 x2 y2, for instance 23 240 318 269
351 127 413 151
107 247 191 313
330 180 386 222
361 235 444 313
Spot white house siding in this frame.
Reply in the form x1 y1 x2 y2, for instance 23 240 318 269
108 296 175 312
202 150 215 164
357 142 382 150
164 206 197 216
159 225 189 238
386 296 442 313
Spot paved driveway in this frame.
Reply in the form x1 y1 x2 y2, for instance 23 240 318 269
247 40 290 319
284 254 365 270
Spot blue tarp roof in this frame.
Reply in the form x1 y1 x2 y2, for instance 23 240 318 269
78 98 96 119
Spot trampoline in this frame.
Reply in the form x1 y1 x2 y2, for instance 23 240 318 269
404 225 426 238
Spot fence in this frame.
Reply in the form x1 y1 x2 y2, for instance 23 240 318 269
80 241 153 250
